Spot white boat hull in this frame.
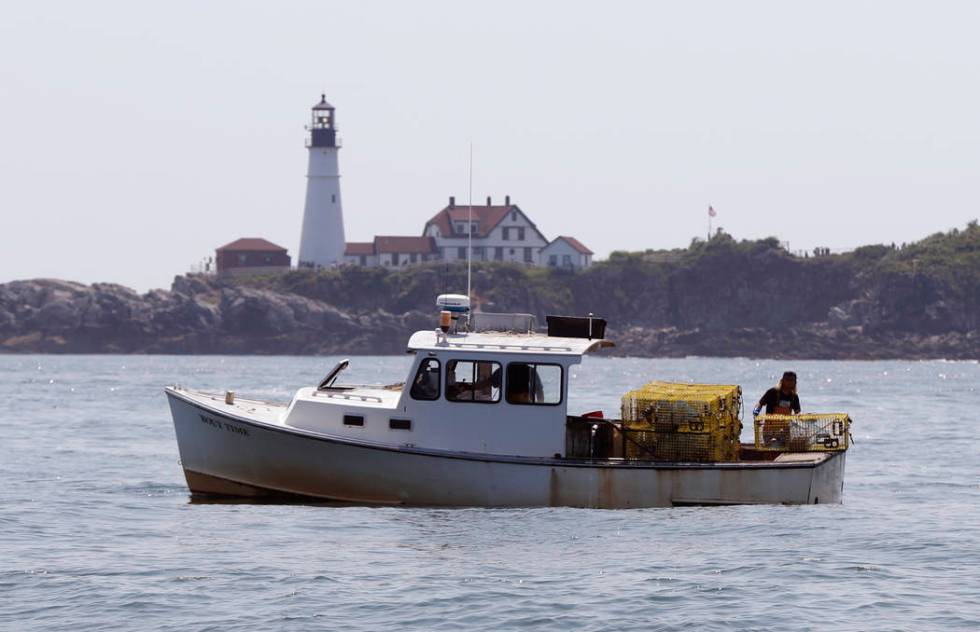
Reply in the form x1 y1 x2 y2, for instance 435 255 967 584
167 388 846 508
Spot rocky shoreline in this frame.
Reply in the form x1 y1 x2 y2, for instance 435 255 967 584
1 272 976 359
5 224 978 358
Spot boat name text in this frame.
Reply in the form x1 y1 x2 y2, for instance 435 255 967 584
199 414 250 437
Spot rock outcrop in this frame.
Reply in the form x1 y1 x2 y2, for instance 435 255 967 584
2 224 977 358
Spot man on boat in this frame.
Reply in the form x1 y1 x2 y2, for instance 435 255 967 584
754 371 801 416
753 371 801 446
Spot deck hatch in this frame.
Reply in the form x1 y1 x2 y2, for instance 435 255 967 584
343 415 365 427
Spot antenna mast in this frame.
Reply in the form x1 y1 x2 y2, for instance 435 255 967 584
467 142 473 305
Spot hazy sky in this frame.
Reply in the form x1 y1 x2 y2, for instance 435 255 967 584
2 1 978 291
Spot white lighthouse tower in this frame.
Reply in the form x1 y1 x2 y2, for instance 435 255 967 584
298 95 346 267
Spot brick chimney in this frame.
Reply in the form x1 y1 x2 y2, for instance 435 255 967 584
486 196 492 206
449 196 455 209
505 195 511 206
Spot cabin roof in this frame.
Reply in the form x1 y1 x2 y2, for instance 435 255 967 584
407 330 614 356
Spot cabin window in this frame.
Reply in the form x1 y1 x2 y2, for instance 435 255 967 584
506 363 562 405
446 359 501 403
410 358 440 401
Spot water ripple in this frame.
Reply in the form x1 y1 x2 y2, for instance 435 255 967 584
1 356 979 630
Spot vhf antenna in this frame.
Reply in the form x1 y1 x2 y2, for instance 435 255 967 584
467 142 473 308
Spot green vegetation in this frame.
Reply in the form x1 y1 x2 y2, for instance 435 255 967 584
227 222 979 336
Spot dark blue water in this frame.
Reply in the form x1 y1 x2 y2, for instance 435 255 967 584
2 355 978 631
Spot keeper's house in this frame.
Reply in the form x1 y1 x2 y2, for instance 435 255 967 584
343 196 592 270
216 238 291 275
423 196 548 265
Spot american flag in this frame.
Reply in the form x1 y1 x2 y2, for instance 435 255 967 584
708 205 717 217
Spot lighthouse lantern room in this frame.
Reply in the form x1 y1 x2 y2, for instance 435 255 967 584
299 94 346 267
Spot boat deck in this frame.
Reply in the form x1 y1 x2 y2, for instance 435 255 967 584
173 387 287 424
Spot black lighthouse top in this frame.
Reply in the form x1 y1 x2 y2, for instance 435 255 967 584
308 94 337 148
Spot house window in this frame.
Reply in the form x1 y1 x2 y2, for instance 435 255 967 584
511 211 518 221
509 248 516 256
263 254 272 263
506 363 562 405
446 359 501 403
563 254 572 267
502 227 509 240
360 255 367 265
495 247 503 260
473 246 485 261
410 253 418 263
524 247 533 262
392 253 400 266
457 247 466 259
410 358 440 401
548 254 557 266
470 223 478 234
517 227 525 241
238 254 247 264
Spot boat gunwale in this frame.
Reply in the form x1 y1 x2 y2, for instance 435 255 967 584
166 386 841 471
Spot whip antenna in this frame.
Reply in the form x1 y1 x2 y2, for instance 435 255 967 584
467 142 473 306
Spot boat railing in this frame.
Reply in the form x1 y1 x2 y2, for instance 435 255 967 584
313 391 384 403
441 340 575 353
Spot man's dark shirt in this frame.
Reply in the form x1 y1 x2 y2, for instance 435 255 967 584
760 388 801 414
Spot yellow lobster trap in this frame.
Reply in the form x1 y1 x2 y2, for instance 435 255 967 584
754 413 851 452
621 381 742 463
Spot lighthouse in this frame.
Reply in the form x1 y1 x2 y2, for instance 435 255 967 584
298 95 346 267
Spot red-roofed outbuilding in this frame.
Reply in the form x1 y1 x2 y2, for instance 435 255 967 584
216 238 291 274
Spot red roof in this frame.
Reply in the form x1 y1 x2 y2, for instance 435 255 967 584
344 242 375 256
373 236 437 254
425 205 514 238
556 236 593 255
216 238 288 252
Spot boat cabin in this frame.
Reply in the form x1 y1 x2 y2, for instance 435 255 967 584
282 327 612 458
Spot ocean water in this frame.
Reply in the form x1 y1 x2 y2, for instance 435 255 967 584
1 354 978 631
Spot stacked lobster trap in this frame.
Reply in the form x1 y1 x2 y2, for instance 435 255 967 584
620 382 743 463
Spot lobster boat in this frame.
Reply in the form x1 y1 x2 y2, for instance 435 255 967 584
165 303 851 508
